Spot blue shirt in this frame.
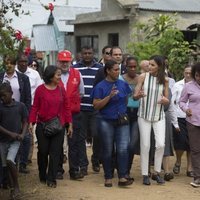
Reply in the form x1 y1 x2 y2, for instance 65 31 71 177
91 79 131 119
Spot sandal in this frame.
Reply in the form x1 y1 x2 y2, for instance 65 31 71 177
173 163 181 174
104 179 112 187
164 172 174 181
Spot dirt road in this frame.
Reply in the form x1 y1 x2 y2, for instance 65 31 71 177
1 147 200 200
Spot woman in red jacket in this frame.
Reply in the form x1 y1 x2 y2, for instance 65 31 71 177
29 65 72 188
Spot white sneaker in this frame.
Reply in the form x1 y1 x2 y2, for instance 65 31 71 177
190 181 200 188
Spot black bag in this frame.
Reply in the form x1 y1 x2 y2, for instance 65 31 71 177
43 117 63 137
117 113 129 125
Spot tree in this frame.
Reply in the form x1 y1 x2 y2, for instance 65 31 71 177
127 14 192 80
0 0 55 71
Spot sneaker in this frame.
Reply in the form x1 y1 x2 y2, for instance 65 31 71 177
190 181 200 188
143 175 151 185
152 173 165 184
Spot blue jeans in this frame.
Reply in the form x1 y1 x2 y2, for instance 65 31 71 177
128 120 140 173
98 117 130 179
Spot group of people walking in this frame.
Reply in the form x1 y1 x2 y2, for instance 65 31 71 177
1 45 200 199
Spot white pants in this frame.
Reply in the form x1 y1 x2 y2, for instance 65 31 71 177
138 117 165 175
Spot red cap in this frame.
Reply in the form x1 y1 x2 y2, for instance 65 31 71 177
57 50 72 61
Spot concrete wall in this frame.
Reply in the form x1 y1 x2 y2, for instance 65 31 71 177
137 11 200 30
74 2 200 59
75 20 130 59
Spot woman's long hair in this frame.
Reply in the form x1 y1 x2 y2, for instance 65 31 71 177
149 55 166 85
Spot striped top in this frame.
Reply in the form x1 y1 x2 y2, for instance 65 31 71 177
73 60 102 111
138 73 165 121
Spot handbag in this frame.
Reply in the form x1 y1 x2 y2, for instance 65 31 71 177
43 117 63 137
117 113 129 125
43 86 63 137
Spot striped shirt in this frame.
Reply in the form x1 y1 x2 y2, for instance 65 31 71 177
73 60 102 111
138 73 165 121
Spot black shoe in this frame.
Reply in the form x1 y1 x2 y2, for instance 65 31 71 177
80 168 88 176
47 180 57 188
70 172 84 180
56 172 64 180
186 171 194 177
40 178 46 184
118 179 133 187
143 175 151 185
152 173 165 184
19 166 30 174
164 172 174 181
92 165 100 173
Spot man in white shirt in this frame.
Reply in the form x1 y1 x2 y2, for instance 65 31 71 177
16 53 42 173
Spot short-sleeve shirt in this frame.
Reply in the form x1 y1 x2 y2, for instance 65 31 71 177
0 100 28 142
91 79 131 119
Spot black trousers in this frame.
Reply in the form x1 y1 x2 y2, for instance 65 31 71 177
36 123 64 182
68 113 86 174
80 111 100 167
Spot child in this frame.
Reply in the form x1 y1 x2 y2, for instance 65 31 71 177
0 82 28 199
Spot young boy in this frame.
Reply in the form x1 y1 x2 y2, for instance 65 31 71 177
0 82 28 199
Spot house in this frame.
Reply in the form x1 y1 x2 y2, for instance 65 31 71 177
74 0 200 58
31 5 99 66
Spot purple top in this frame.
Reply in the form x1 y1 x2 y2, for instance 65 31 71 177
179 80 200 126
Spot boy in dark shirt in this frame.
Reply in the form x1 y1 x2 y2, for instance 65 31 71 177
0 82 28 199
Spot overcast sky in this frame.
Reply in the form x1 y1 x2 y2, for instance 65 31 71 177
6 0 101 37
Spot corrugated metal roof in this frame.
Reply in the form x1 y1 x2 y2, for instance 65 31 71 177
52 6 100 32
117 0 200 12
32 25 58 51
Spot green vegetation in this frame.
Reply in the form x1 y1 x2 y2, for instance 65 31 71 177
127 14 195 80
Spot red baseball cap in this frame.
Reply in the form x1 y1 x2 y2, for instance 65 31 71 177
57 50 72 61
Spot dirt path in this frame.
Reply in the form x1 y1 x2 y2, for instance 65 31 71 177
1 147 200 200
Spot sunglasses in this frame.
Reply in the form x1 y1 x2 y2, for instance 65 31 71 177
32 64 37 67
105 52 110 55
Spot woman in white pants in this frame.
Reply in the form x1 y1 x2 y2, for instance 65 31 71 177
134 55 169 185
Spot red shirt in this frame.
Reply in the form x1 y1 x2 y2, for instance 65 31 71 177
29 84 72 125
